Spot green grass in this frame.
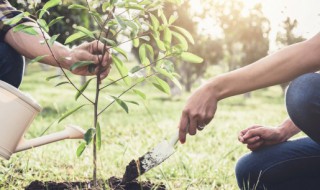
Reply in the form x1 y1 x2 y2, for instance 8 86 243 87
0 64 299 189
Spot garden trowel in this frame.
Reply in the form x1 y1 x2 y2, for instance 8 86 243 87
121 130 180 183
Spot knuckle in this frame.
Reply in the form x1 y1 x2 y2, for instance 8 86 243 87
189 111 199 119
182 109 190 116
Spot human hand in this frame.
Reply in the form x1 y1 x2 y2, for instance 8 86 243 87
238 125 286 151
67 40 112 80
178 82 218 144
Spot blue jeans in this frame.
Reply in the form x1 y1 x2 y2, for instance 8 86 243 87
0 42 25 88
235 73 320 190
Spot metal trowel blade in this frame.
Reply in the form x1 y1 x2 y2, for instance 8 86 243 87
122 131 179 183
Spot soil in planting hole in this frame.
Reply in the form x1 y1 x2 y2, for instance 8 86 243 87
25 177 166 190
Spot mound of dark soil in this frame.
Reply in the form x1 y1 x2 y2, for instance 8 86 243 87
25 177 166 190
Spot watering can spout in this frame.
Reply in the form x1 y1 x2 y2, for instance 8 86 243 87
15 125 85 153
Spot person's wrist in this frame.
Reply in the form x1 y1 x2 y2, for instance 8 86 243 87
276 126 289 142
207 75 228 101
52 45 72 70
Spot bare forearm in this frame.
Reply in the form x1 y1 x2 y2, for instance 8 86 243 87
211 34 320 100
278 118 301 141
4 22 71 69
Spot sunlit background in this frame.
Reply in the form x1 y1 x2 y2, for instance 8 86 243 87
190 0 320 51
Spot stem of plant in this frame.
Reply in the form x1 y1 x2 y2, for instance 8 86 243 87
91 4 116 186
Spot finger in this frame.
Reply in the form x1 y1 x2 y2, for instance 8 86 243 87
78 51 101 65
90 40 105 54
243 136 261 144
238 134 244 142
240 125 261 136
197 121 206 131
179 112 189 144
247 141 264 151
188 117 197 135
242 128 262 140
100 67 111 80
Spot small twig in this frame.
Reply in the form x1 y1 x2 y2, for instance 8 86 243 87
36 22 94 104
100 54 172 90
98 73 156 116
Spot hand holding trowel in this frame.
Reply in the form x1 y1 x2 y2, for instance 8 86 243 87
121 130 180 183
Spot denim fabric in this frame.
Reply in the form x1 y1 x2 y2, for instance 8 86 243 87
0 42 24 88
235 73 320 190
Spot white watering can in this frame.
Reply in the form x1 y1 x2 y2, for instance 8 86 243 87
0 80 85 160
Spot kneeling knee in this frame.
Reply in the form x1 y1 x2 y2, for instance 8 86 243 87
286 73 320 118
235 154 262 189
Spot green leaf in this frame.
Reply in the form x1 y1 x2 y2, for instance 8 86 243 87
172 76 182 90
149 13 159 31
125 100 139 105
126 20 138 31
113 46 128 60
155 67 173 79
111 96 129 113
48 34 59 47
145 44 154 61
70 61 95 71
115 15 127 29
65 32 87 44
112 54 129 85
84 128 95 145
13 24 38 35
48 16 64 28
168 15 178 25
133 89 146 100
37 19 49 33
74 26 95 39
55 81 69 87
102 38 117 46
4 13 24 25
171 26 195 44
46 75 62 81
152 35 166 51
172 31 188 51
40 0 61 18
75 78 94 101
76 142 86 157
163 28 172 49
180 52 204 64
96 122 102 150
29 55 48 64
152 76 171 95
140 36 150 42
68 4 89 10
133 38 140 48
102 2 110 12
160 11 168 25
58 104 87 123
139 44 146 64
125 4 144 10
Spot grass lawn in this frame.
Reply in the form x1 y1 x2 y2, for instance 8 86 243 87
0 63 302 189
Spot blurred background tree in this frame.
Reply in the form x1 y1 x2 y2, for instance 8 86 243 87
10 0 307 96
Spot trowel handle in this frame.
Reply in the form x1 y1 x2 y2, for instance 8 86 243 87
169 130 180 146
